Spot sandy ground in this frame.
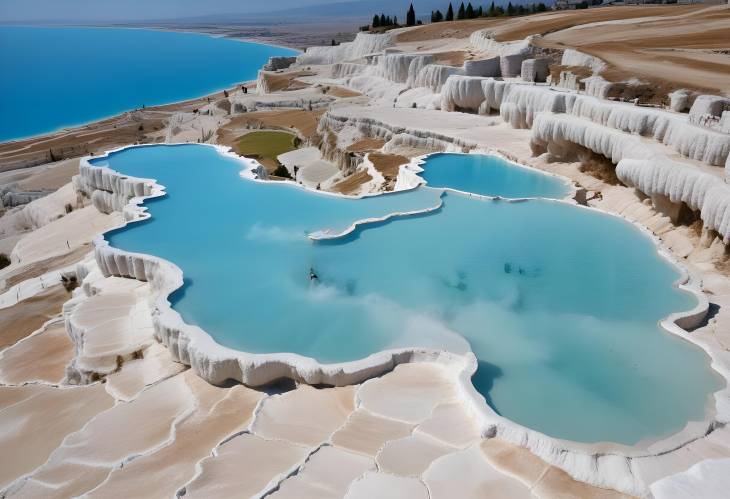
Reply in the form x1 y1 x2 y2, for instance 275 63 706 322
1 6 730 497
397 4 730 95
540 5 730 95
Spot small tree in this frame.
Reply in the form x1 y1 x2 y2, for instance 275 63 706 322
488 1 496 16
372 14 380 27
507 2 515 15
446 2 454 21
380 13 386 26
457 2 466 19
406 3 416 26
477 5 483 16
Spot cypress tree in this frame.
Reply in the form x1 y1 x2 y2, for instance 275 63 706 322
507 2 515 15
394 15 398 25
466 2 474 18
407 3 416 26
446 3 454 21
457 2 466 19
380 13 386 25
372 14 380 27
488 1 495 16
477 5 483 16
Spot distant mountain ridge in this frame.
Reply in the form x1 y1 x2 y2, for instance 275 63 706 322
146 0 551 24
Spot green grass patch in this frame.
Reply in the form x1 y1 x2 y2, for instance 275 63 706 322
235 131 298 171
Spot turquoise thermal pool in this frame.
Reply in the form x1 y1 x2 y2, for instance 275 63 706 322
98 145 722 445
418 152 570 199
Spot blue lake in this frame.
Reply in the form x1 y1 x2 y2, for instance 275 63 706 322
98 145 722 445
0 26 296 141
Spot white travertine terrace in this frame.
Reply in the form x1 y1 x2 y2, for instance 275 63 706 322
520 58 550 83
500 85 576 129
374 53 424 84
440 76 494 113
669 89 691 113
296 32 394 65
689 95 730 125
560 48 607 72
568 95 730 166
74 161 153 215
582 75 613 99
411 63 461 93
463 56 501 78
530 113 730 243
468 30 534 57
404 55 436 87
650 458 730 499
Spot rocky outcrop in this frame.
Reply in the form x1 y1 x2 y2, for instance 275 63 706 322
263 55 297 71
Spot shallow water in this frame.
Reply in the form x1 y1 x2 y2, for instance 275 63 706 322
99 145 722 445
0 26 296 141
419 152 570 199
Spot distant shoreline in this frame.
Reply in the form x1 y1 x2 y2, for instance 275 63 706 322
0 25 300 146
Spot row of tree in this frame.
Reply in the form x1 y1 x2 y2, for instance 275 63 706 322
371 2 549 30
371 4 420 29
431 2 548 22
371 13 399 28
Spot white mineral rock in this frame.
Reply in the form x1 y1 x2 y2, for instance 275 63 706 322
463 57 501 77
582 75 613 99
500 85 575 129
560 48 606 72
531 113 730 242
520 58 550 83
668 89 691 113
412 64 462 93
297 32 393 65
651 458 730 499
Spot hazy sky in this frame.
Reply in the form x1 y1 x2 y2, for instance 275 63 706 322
0 0 361 22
